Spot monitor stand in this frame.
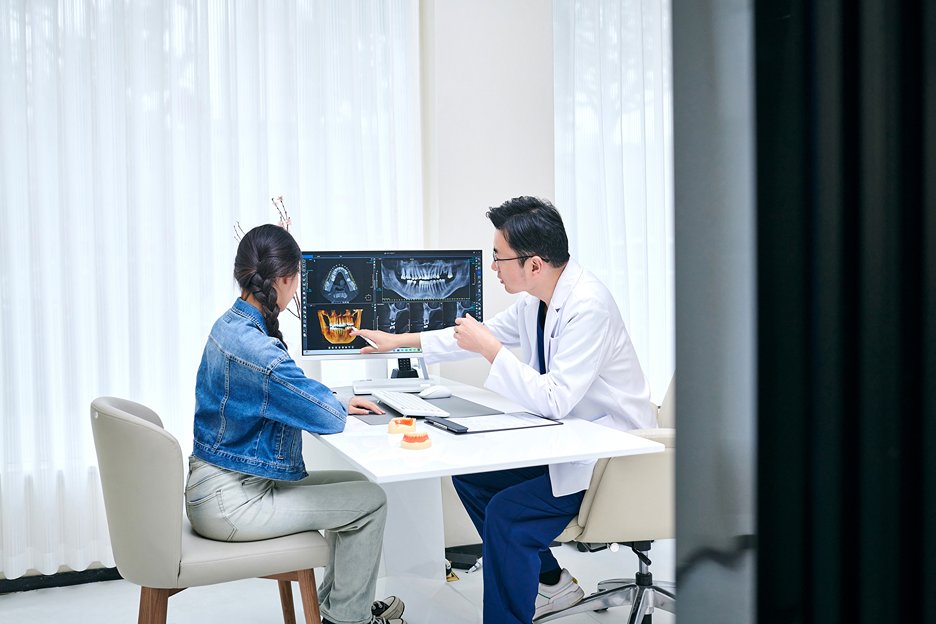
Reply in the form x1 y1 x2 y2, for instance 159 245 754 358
391 357 428 379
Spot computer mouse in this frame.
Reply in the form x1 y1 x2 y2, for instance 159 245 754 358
418 385 453 399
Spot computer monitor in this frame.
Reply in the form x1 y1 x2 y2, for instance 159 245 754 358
300 249 484 358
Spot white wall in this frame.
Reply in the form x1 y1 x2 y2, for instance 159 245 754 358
420 0 555 386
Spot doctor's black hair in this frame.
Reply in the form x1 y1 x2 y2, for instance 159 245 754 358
233 224 301 347
486 196 570 268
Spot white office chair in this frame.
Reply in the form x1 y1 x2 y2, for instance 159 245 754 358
537 378 676 623
90 396 330 624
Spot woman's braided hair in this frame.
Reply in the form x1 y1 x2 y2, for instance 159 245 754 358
234 224 301 347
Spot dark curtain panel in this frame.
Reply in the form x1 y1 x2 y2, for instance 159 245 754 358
755 0 935 622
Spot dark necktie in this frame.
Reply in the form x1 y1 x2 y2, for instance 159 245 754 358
537 301 547 374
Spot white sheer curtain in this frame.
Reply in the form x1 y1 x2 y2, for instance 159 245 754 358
554 0 674 403
0 0 421 579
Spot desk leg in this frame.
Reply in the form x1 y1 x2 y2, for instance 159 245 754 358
380 478 446 579
378 478 481 624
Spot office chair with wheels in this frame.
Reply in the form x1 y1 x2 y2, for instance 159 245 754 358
537 378 676 623
90 396 330 624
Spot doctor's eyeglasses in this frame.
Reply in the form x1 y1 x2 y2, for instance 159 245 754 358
492 253 534 267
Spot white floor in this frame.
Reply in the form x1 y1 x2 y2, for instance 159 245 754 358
0 540 675 623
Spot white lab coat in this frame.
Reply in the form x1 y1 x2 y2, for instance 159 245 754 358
420 257 655 496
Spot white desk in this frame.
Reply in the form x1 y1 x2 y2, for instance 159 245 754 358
313 379 664 623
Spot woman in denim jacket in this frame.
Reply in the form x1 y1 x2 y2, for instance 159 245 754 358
185 224 406 624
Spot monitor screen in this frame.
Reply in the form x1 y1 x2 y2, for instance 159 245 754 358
300 249 484 357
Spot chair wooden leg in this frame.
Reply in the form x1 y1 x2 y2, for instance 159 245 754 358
138 587 173 624
277 579 298 624
296 568 322 624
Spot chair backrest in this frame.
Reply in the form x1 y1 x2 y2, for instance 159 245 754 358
657 374 676 428
557 373 677 544
573 444 675 543
90 396 184 588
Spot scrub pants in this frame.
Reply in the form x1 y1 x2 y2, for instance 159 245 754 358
184 456 387 624
453 466 586 624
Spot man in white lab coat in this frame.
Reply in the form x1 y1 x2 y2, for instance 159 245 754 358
355 197 654 624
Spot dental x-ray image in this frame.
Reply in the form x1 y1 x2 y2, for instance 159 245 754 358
300 250 482 356
411 302 445 332
444 301 474 326
305 305 376 351
320 264 361 304
380 258 471 301
317 308 363 344
376 302 412 334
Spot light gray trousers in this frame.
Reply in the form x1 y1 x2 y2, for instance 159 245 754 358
185 456 387 624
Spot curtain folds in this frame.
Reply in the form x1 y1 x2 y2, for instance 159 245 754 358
0 0 420 579
554 0 675 403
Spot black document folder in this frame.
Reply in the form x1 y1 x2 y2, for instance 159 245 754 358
425 412 562 434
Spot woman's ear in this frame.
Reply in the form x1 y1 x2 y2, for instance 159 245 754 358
276 273 298 288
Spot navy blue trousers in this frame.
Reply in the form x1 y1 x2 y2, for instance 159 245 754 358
453 466 586 624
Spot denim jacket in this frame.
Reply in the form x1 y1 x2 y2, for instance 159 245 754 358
192 298 346 480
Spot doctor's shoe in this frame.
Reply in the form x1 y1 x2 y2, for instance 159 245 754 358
372 595 405 620
323 617 405 624
533 568 585 620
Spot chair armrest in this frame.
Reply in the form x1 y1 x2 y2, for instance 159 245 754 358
627 427 675 449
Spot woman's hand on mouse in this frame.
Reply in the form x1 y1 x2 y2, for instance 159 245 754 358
347 396 384 415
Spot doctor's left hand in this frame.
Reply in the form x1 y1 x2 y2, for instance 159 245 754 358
347 397 384 415
453 314 502 363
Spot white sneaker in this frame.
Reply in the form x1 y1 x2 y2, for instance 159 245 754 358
533 568 585 620
371 595 405 620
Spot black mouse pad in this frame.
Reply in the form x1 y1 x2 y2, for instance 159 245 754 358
351 395 504 425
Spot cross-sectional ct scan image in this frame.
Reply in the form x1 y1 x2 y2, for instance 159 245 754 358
309 259 374 305
443 301 475 326
321 264 360 303
376 302 412 334
379 258 471 301
410 302 445 332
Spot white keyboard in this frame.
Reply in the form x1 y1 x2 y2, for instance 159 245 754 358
372 390 451 418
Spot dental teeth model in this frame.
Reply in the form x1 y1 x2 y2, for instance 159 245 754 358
387 417 417 434
400 431 432 450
